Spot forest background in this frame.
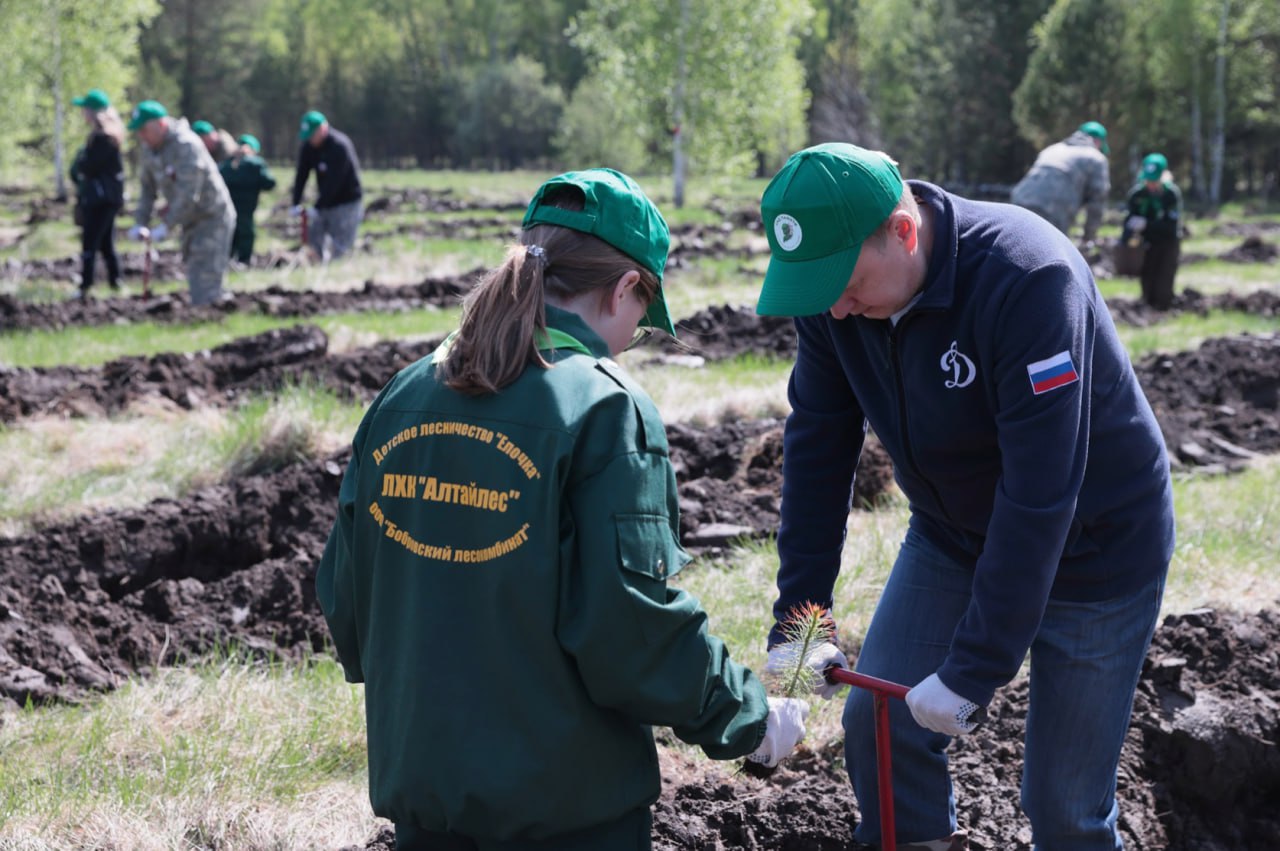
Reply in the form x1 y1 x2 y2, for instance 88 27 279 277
1 0 1277 208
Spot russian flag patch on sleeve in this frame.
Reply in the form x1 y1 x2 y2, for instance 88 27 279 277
1026 350 1080 395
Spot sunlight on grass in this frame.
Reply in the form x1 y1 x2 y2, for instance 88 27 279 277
626 352 792 425
0 386 364 534
1116 310 1280 359
0 653 378 850
1175 259 1280 293
0 308 459 369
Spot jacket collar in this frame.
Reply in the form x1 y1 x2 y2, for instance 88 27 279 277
544 304 611 358
907 180 959 314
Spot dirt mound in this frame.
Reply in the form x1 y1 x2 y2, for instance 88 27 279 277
0 455 345 705
1134 333 1280 469
351 607 1280 849
0 412 882 706
1219 235 1279 263
0 274 477 333
1106 287 1280 326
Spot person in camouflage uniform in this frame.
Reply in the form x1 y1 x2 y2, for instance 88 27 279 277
192 120 240 165
219 134 277 264
127 101 236 306
1010 121 1111 244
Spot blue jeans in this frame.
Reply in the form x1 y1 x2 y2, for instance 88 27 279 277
843 527 1165 849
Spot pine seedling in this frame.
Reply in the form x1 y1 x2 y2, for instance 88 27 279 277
771 601 838 698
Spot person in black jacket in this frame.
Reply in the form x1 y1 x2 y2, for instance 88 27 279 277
290 110 363 260
69 89 126 298
1121 152 1183 310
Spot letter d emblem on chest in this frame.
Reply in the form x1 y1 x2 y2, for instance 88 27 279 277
940 341 976 389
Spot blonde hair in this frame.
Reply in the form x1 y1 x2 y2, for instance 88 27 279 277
866 186 922 246
439 187 659 396
89 106 126 148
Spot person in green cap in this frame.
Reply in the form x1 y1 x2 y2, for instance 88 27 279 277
753 143 1173 850
290 110 363 260
68 89 125 299
191 119 239 164
1010 120 1112 245
219 133 277 265
317 167 809 850
1121 152 1183 310
126 100 236 305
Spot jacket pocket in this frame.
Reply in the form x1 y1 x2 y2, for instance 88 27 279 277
615 513 690 604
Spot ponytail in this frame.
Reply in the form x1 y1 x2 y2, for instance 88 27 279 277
440 186 659 395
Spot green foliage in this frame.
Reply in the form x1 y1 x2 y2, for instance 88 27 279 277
453 57 566 168
1013 0 1136 148
571 0 812 179
555 74 647 172
0 0 161 177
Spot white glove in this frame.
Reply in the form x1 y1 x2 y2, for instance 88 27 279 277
149 223 169 242
127 224 150 241
905 672 984 737
765 641 849 700
746 697 810 768
1127 215 1147 232
289 204 304 217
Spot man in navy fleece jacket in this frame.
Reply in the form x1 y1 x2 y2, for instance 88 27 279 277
755 143 1174 851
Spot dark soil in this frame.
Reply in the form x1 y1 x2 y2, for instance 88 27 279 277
2 211 1279 847
0 274 478 334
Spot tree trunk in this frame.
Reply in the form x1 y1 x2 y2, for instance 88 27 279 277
51 1 67 202
1189 49 1205 204
1209 0 1228 207
672 0 689 209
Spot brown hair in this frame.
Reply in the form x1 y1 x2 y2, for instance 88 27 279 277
439 187 660 396
89 106 126 148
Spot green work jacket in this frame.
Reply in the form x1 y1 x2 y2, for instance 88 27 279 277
317 306 768 841
219 154 277 218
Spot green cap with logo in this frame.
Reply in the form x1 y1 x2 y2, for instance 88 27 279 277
756 143 904 317
522 168 674 337
299 110 326 140
127 100 168 131
1079 120 1110 154
191 120 214 136
72 89 110 111
1140 152 1166 181
238 133 261 154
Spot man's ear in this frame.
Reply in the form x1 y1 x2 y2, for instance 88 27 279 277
893 211 918 253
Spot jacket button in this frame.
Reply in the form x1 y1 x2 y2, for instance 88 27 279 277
656 558 666 578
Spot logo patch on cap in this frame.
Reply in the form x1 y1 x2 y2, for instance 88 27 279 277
774 214 803 251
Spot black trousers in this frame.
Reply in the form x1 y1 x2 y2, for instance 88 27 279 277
1140 238 1180 310
395 806 652 851
79 203 121 292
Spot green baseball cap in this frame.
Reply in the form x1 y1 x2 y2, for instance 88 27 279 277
1079 120 1110 154
72 89 110 111
191 120 214 136
522 168 674 337
1140 153 1166 181
127 100 168 131
299 110 326 140
238 133 261 154
756 143 904 317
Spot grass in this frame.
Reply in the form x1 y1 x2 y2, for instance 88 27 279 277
0 385 362 536
0 651 375 850
0 171 1278 847
0 308 458 369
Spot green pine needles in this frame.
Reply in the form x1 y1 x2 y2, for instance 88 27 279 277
771 602 837 698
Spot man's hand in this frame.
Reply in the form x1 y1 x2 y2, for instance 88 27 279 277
746 697 810 768
905 673 984 737
149 223 169 242
127 224 150 242
289 204 304 217
766 641 849 700
1126 215 1147 233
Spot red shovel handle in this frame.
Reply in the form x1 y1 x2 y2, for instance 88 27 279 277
825 667 909 851
825 667 911 699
